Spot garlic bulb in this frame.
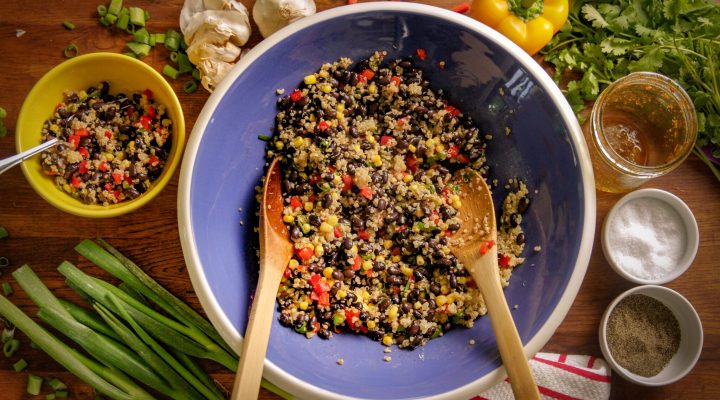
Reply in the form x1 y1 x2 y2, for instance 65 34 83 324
252 0 316 38
180 0 252 91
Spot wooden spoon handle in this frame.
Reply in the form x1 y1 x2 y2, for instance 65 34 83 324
472 253 541 400
230 269 283 400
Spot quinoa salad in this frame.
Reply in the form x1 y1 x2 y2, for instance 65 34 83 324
264 51 530 349
40 82 172 205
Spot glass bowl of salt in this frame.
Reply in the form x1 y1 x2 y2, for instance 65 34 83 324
601 188 699 284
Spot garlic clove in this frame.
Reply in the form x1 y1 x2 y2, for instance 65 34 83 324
252 0 316 38
187 39 242 64
184 9 251 46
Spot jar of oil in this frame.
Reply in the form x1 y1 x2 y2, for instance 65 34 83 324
583 72 697 193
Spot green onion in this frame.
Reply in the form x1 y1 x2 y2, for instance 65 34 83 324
163 64 180 80
176 52 194 74
258 134 273 141
0 257 9 268
0 226 8 238
99 16 110 27
132 27 150 45
46 394 56 400
2 282 12 296
183 80 198 94
2 327 14 343
125 42 150 58
27 374 43 396
55 391 68 398
116 12 130 30
0 123 6 138
170 51 179 63
129 7 145 26
164 29 181 51
108 0 122 15
153 32 165 44
104 13 118 25
13 358 27 372
122 52 136 58
0 108 6 119
97 5 107 16
144 9 151 21
192 68 201 81
48 377 67 391
58 298 120 340
3 338 19 357
64 44 78 58
63 20 75 30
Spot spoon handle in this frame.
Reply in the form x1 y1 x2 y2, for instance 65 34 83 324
0 138 59 176
472 250 541 400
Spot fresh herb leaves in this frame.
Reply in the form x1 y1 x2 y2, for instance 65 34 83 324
542 0 720 181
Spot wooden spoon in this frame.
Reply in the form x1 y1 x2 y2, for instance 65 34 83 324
231 158 293 400
450 169 540 400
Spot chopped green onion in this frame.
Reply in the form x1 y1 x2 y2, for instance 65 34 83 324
163 65 180 80
125 42 150 58
133 27 150 45
192 68 201 81
125 23 136 34
0 257 9 268
152 32 165 44
108 0 123 15
4 338 20 357
97 5 107 16
0 123 6 138
0 226 8 238
63 44 79 58
170 51 178 63
122 52 137 58
27 374 43 395
176 52 194 74
129 7 145 26
63 20 75 30
98 16 110 27
183 80 198 94
46 394 56 400
55 390 68 398
180 37 188 51
2 282 12 296
13 358 28 372
116 12 130 30
104 13 118 25
144 9 151 21
164 29 181 51
2 327 14 343
258 134 273 141
48 377 67 391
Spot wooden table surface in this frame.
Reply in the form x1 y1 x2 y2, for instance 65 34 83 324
1 1 718 399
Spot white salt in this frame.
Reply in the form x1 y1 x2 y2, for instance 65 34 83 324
607 197 686 281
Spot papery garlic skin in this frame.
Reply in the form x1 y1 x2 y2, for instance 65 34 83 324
252 0 316 38
180 0 252 92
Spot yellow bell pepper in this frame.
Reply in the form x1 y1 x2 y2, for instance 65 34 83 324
470 0 568 55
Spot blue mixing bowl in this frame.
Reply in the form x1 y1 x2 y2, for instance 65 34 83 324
178 3 596 399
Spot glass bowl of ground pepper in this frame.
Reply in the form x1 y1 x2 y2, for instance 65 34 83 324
599 285 703 386
16 53 185 218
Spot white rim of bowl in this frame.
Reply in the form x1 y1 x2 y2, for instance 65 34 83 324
177 3 597 399
601 188 699 285
598 285 703 386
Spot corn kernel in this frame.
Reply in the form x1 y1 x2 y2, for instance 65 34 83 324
415 208 425 217
336 111 345 121
435 143 445 154
441 285 450 295
457 276 467 285
452 198 462 209
392 255 401 263
275 141 284 150
382 335 393 346
104 152 114 161
319 222 333 233
362 260 373 271
336 103 345 113
375 255 385 262
319 69 329 78
283 215 295 223
321 84 332 93
387 305 399 320
303 74 317 85
337 289 347 299
367 320 377 329
302 223 311 232
410 183 419 192
327 215 339 226
435 295 448 307
78 90 87 100
446 293 456 304
362 290 370 300
331 192 341 200
349 245 358 255
292 137 304 148
415 255 426 266
368 83 377 94
304 201 314 212
323 267 334 279
403 174 413 183
414 301 423 309
50 124 60 133
383 240 394 249
367 135 376 144
314 244 324 257
401 266 414 277
289 259 299 269
426 138 436 148
371 154 382 167
408 144 416 153
299 301 309 310
333 175 342 185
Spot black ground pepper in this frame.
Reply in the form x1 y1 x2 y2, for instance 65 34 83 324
607 293 681 377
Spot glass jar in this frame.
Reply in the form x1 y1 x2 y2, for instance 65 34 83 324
583 72 698 193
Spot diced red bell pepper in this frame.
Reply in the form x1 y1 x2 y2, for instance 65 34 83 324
396 225 407 233
416 48 427 60
309 174 321 185
78 147 90 159
452 2 470 13
328 166 336 173
448 144 460 159
358 69 375 84
351 255 361 271
380 135 392 145
148 155 160 167
142 89 154 99
104 183 113 191
397 117 409 127
359 186 373 199
390 76 402 86
344 309 360 329
295 247 315 261
104 130 113 139
99 161 108 172
290 196 302 209
457 154 471 164
445 105 460 117
140 115 152 130
283 267 292 278
499 254 511 268
67 135 81 149
342 175 353 191
112 172 123 184
333 226 343 238
78 160 89 174
146 105 156 119
405 156 418 173
318 120 330 131
113 189 123 200
75 128 90 137
70 176 82 188
309 273 321 287
357 230 369 240
479 240 496 255
290 89 303 102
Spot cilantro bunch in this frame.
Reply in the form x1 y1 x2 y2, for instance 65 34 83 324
542 0 720 181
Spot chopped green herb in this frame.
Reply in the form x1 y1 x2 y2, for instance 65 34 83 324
2 282 12 296
64 44 79 58
257 134 273 141
107 0 123 15
13 358 28 372
48 377 67 391
162 64 180 80
4 338 20 357
63 21 76 30
27 374 43 396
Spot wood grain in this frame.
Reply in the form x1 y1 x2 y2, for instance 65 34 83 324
0 1 718 399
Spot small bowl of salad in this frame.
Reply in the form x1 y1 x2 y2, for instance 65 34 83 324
16 52 185 218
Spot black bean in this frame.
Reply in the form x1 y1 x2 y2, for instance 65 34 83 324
516 233 526 245
401 303 413 313
309 214 321 226
517 197 530 214
317 329 331 339
429 284 441 295
279 313 293 327
408 321 420 336
332 270 344 280
343 238 353 249
290 226 303 239
510 213 522 227
343 269 355 279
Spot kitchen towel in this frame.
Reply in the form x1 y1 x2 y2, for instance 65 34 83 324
475 353 612 400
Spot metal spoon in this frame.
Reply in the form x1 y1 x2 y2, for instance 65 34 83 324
231 158 293 400
449 169 540 400
0 138 59 176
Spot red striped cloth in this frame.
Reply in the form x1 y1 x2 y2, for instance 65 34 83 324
473 353 611 400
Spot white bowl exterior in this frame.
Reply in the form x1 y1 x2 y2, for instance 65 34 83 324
178 3 597 399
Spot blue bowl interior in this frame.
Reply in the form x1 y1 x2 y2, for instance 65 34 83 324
188 8 586 399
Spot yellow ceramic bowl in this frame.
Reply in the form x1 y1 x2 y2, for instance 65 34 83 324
16 52 185 218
